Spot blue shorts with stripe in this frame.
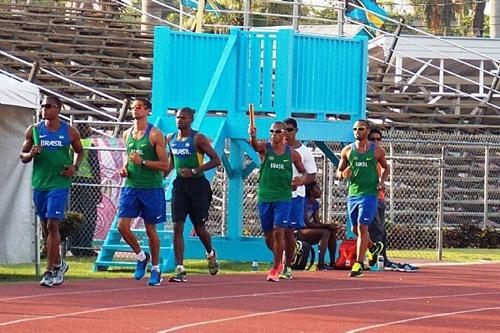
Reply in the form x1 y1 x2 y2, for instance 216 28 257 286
289 196 305 229
118 187 166 224
258 201 292 233
347 195 378 226
33 188 69 221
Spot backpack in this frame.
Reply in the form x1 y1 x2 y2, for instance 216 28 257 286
334 239 357 269
291 240 315 270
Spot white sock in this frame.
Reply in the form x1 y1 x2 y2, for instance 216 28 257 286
206 250 214 258
151 265 160 272
136 251 146 261
177 265 185 272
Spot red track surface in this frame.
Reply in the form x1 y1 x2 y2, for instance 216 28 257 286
0 262 499 333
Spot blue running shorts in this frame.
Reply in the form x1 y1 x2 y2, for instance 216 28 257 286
118 187 166 224
258 201 292 233
347 195 378 226
33 188 69 221
289 196 305 229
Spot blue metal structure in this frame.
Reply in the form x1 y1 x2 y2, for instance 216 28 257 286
149 27 367 264
95 27 367 271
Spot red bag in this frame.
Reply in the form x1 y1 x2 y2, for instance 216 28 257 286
335 239 357 269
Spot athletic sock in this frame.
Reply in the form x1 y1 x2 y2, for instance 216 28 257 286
206 250 214 258
136 251 146 261
151 265 160 272
177 265 185 272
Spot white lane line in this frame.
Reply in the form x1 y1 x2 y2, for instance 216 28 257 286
0 279 273 302
0 284 459 327
156 291 500 332
345 306 500 333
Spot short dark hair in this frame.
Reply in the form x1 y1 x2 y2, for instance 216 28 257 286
355 119 370 128
133 97 151 110
43 95 62 107
271 121 286 129
283 118 298 129
305 181 319 196
369 127 382 139
178 107 195 119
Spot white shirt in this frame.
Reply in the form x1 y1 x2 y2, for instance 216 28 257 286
292 143 317 198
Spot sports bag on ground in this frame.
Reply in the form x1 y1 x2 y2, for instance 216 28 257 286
334 239 357 269
291 240 315 270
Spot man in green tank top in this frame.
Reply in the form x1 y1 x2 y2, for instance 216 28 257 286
337 120 389 278
117 98 168 286
165 107 222 283
20 95 84 287
249 121 306 282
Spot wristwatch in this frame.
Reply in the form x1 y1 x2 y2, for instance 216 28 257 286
191 168 197 175
141 160 147 166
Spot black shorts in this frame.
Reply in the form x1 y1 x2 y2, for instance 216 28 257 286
171 176 213 225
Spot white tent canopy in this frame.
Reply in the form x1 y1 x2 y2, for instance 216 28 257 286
0 73 39 264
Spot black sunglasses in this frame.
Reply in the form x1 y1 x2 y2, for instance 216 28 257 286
353 126 367 131
41 103 59 109
269 129 285 134
370 137 381 141
285 127 295 132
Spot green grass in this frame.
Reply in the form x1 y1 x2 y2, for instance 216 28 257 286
0 257 272 284
1 248 499 284
388 248 500 261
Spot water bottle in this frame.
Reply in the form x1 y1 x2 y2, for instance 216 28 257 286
251 261 259 272
377 255 384 270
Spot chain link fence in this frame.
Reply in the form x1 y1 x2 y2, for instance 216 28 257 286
67 131 500 261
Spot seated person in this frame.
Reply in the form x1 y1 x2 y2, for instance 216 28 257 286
296 181 337 271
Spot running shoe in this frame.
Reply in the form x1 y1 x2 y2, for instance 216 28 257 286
169 266 188 283
40 270 54 287
316 264 335 271
349 262 364 278
148 268 163 286
279 266 293 279
367 242 384 267
53 260 69 286
134 252 150 280
207 250 220 275
266 268 280 282
396 263 418 273
384 262 399 271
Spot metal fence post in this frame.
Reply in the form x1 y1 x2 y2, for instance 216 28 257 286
322 154 329 224
292 1 301 31
437 146 446 261
243 0 251 29
389 143 394 225
483 146 489 229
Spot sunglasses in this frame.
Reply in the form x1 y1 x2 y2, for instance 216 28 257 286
41 103 59 109
353 127 366 131
269 129 285 134
370 137 382 141
285 127 295 132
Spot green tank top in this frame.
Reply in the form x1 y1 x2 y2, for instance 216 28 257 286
169 130 204 178
347 143 379 196
258 143 293 202
124 124 163 188
32 121 73 190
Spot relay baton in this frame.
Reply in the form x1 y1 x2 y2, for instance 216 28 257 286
32 126 40 146
249 103 255 129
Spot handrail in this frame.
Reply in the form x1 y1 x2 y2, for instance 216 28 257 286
347 18 500 100
0 68 120 121
115 0 187 31
367 54 500 112
0 50 123 120
348 1 500 66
